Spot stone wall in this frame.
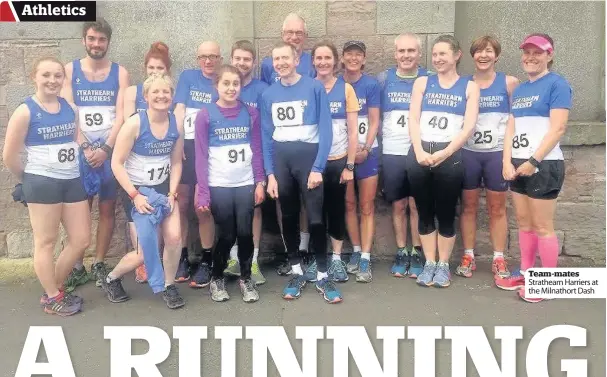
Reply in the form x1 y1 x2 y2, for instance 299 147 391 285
0 1 604 264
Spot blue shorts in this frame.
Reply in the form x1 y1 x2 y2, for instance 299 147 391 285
355 147 379 180
462 149 508 192
97 173 117 201
381 154 410 202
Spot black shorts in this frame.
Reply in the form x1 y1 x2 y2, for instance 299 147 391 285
509 159 565 200
382 154 410 202
121 180 170 222
22 172 88 204
180 139 197 185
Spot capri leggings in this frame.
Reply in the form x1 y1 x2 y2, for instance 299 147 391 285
407 141 464 237
323 156 347 241
273 141 327 273
210 185 255 280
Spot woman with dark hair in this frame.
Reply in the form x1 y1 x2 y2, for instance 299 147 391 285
407 34 480 288
194 65 266 303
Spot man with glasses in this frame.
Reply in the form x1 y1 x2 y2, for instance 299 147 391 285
172 40 221 289
260 13 316 84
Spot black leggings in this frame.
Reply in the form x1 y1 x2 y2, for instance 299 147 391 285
274 141 327 273
323 157 347 241
209 185 255 280
407 141 463 237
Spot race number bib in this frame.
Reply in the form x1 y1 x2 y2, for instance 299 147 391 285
420 112 461 142
183 108 199 139
271 101 304 127
79 107 114 132
357 115 370 145
48 143 78 169
468 123 498 150
389 110 409 135
511 132 532 159
143 161 170 185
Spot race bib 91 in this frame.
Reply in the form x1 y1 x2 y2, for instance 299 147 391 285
271 101 304 127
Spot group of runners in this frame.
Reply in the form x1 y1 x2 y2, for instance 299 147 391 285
3 14 572 316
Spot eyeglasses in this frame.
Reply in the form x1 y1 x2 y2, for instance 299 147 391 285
197 54 220 61
283 30 306 38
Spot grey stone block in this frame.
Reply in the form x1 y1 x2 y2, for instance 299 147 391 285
254 1 326 38
7 230 33 259
0 45 25 86
377 1 455 34
0 22 83 40
4 84 34 116
327 1 376 36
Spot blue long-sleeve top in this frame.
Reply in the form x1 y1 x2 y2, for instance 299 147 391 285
260 75 333 175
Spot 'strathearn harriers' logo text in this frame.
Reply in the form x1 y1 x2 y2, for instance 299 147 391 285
0 1 96 22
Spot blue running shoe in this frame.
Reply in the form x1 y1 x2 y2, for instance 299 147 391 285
316 278 343 303
282 274 307 299
432 262 451 288
391 250 408 277
408 249 425 279
304 260 317 282
416 261 437 287
328 258 349 282
356 258 372 283
346 252 361 274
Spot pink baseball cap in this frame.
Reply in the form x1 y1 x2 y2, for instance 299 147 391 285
520 35 553 53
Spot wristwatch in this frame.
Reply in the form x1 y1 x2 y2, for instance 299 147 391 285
100 144 113 154
79 141 91 151
528 156 540 167
257 180 267 187
346 163 355 171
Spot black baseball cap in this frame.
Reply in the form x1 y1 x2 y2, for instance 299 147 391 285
343 40 366 54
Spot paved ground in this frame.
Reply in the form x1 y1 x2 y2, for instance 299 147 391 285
0 258 605 377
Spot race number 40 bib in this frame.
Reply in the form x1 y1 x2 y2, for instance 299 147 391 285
143 161 171 185
183 108 199 139
271 101 304 127
420 112 461 143
48 143 78 169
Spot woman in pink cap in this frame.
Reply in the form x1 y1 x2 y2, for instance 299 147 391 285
496 33 572 303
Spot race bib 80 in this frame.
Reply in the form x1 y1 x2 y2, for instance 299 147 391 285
271 101 304 127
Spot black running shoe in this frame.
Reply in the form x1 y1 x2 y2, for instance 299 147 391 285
101 276 130 303
163 284 185 309
189 263 211 288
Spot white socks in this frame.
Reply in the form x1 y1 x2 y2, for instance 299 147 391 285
252 248 259 263
317 271 328 280
291 263 303 275
464 249 474 258
361 252 371 260
299 232 310 251
332 253 341 261
493 251 504 260
353 245 362 254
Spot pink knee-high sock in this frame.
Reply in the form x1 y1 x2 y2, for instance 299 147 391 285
538 235 559 268
519 230 538 270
